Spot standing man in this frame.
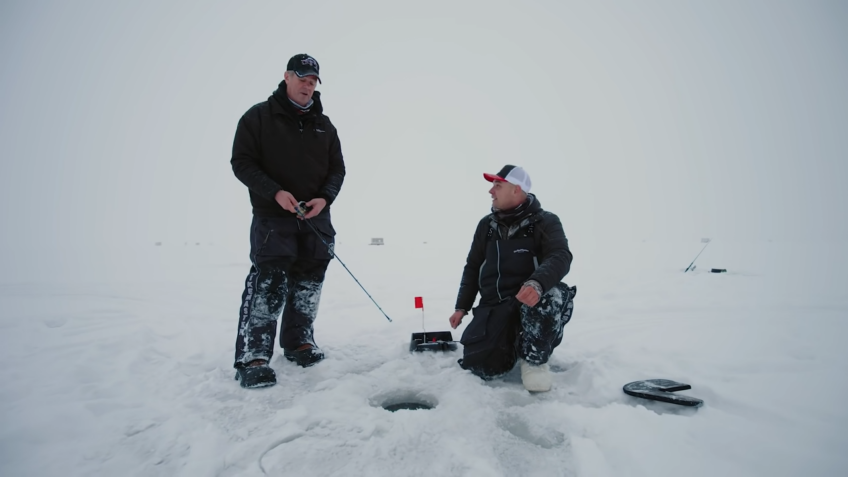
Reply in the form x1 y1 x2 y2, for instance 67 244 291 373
230 54 345 389
449 165 576 392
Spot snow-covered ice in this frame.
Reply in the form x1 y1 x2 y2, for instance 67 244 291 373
1 238 847 476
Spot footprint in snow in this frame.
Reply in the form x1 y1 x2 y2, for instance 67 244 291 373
497 413 566 449
43 317 68 328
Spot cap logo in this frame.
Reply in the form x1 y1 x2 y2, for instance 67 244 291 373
300 57 319 68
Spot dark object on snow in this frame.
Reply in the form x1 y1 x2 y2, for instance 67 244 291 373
383 402 434 412
410 331 457 352
234 364 277 389
623 379 704 407
710 268 727 273
284 346 325 367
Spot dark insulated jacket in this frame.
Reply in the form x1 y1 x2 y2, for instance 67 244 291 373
231 81 346 217
454 195 573 310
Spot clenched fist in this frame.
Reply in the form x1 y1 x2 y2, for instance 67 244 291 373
516 285 540 307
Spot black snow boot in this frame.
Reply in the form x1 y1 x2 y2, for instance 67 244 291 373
234 360 277 389
284 345 325 368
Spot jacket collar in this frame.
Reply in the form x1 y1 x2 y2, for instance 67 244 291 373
491 194 541 225
269 81 324 119
488 194 544 239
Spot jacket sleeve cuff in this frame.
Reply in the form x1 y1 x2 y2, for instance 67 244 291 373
523 279 544 297
316 192 335 205
265 188 283 202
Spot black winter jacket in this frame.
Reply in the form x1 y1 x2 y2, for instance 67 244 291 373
231 81 346 217
455 195 573 310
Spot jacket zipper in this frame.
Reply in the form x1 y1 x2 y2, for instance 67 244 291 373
496 241 503 302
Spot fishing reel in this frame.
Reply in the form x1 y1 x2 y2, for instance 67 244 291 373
296 201 314 217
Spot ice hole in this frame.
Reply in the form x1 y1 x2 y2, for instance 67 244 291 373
372 391 438 412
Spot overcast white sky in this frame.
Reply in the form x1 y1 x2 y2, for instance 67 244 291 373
1 0 846 278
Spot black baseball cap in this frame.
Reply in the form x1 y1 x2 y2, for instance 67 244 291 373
287 53 322 83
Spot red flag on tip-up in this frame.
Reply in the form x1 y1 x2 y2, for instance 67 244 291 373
414 297 424 309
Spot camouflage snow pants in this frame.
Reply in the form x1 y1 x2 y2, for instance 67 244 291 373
233 215 335 368
459 282 576 378
519 282 576 365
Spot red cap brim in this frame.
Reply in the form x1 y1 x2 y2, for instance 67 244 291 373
483 173 506 182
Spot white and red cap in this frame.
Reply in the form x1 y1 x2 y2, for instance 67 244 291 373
483 165 532 193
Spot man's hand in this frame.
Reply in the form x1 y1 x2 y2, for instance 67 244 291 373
516 285 541 307
275 190 299 214
299 198 327 220
449 310 466 329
